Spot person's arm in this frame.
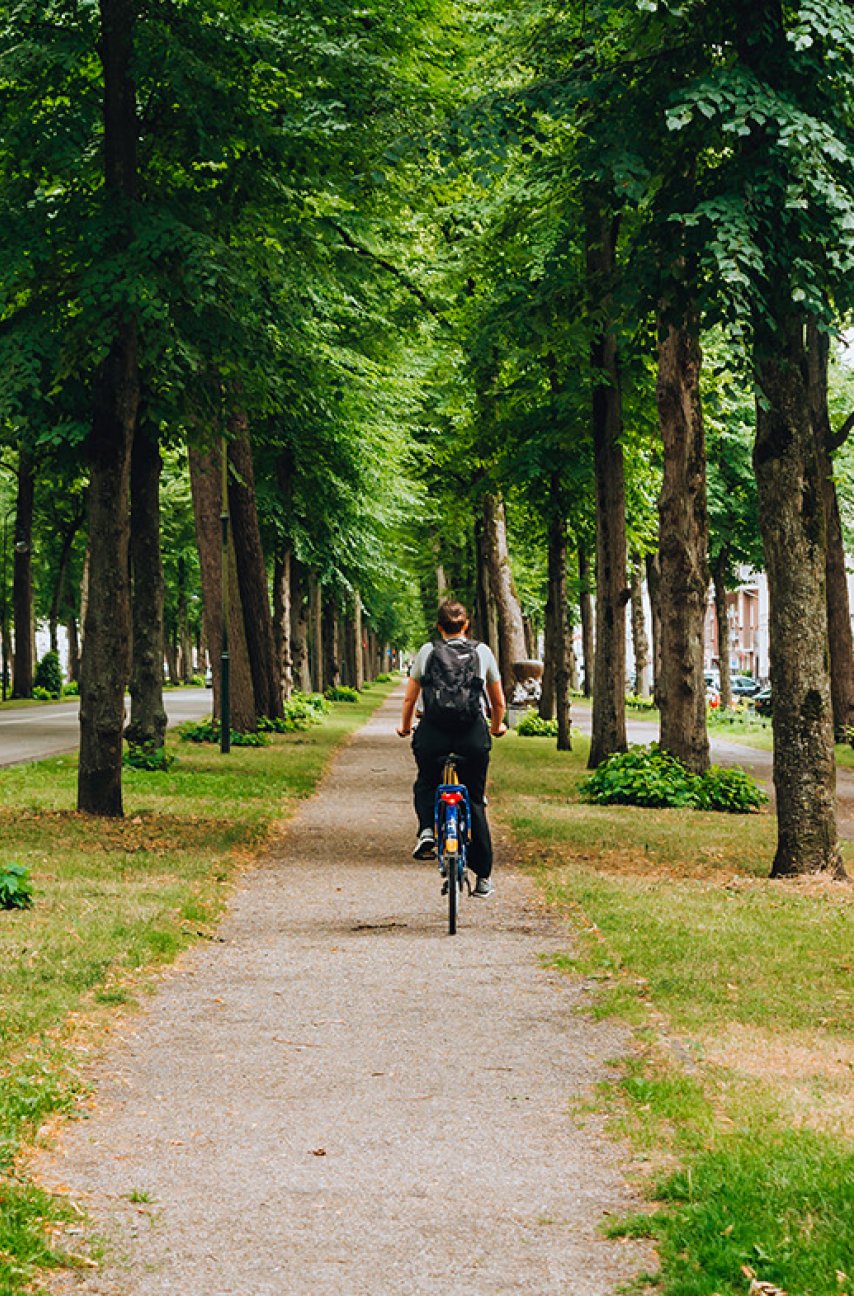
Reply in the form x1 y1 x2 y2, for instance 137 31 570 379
397 676 422 736
486 680 508 737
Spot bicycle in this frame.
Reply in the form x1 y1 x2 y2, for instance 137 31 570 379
435 756 471 935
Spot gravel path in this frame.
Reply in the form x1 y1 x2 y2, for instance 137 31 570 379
36 690 650 1295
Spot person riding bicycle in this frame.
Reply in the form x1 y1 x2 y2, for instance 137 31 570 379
397 599 507 898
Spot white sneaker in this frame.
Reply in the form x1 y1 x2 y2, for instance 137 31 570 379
412 829 436 860
472 876 494 898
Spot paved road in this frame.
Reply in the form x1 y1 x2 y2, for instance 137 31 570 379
0 688 212 768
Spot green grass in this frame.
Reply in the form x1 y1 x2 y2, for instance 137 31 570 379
490 730 854 1296
0 684 393 1293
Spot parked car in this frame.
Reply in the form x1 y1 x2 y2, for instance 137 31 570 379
753 686 772 716
730 674 761 698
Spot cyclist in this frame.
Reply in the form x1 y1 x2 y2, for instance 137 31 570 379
397 599 507 897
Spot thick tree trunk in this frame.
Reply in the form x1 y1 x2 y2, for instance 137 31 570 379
586 204 627 767
323 597 339 688
289 557 311 693
227 419 283 719
11 447 35 698
655 318 710 773
352 590 364 691
754 321 842 876
66 617 80 683
547 500 572 751
78 0 138 815
178 557 193 684
629 555 651 697
188 444 255 733
482 493 527 699
473 517 494 651
273 549 294 701
712 552 732 710
539 591 556 722
807 322 854 742
645 551 662 704
126 427 167 752
578 544 594 698
308 571 323 692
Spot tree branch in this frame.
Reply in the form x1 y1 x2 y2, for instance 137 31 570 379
829 410 854 453
329 223 451 328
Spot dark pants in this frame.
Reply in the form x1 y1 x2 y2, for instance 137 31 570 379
412 716 493 879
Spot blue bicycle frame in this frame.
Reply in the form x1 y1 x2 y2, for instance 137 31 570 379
435 782 471 885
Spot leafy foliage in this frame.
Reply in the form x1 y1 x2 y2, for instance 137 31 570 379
515 712 559 737
33 652 62 698
177 720 268 747
0 863 33 910
123 744 175 772
325 685 360 703
581 745 766 814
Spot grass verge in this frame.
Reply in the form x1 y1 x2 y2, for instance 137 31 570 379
0 684 394 1294
490 729 854 1296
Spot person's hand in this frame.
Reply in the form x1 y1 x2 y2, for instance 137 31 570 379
491 722 508 738
396 725 412 738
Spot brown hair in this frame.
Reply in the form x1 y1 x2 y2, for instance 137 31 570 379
437 599 469 634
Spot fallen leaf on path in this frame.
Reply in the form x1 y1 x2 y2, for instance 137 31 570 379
310 1148 327 1157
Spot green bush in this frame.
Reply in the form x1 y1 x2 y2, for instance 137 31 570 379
124 743 175 772
374 671 394 683
325 685 359 703
580 744 766 814
625 692 656 711
61 680 79 697
190 674 206 687
695 764 768 813
516 712 559 737
0 862 33 910
33 651 62 698
177 720 269 747
32 686 54 700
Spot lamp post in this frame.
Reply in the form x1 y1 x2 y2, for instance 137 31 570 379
1 507 15 701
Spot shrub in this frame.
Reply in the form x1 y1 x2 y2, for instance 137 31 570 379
695 765 768 813
375 672 394 683
190 674 206 687
177 719 269 747
580 744 766 814
516 712 559 737
34 651 62 698
625 692 656 711
124 743 175 772
32 686 54 700
61 680 79 697
0 862 33 910
581 745 700 809
325 685 359 703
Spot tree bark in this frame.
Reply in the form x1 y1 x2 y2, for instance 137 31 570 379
308 571 323 692
578 543 594 698
49 508 84 657
273 549 294 701
482 492 527 698
126 426 167 752
655 318 710 773
11 447 35 698
78 0 138 815
227 418 283 719
547 497 572 751
289 557 311 693
629 555 651 698
323 596 339 688
754 320 842 876
645 551 662 704
806 322 854 742
586 202 628 767
352 590 364 690
188 444 255 733
712 551 732 710
66 617 80 683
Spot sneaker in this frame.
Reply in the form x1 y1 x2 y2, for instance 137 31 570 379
412 829 436 860
472 876 494 898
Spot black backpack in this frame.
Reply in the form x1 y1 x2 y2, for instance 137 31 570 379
421 640 484 730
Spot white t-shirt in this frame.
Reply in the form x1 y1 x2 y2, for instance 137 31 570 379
410 637 500 686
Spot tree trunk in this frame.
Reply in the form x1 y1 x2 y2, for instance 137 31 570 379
754 320 842 876
712 551 732 710
323 597 339 688
807 322 854 742
473 516 494 651
655 318 710 773
49 509 83 658
645 551 662 705
273 549 294 701
629 555 651 697
66 617 80 683
78 0 138 815
11 447 35 698
188 444 255 733
482 493 527 698
227 418 283 719
586 203 628 767
538 589 556 723
289 557 311 693
578 543 594 698
352 590 364 690
547 499 572 751
178 556 193 684
308 571 323 692
126 426 167 752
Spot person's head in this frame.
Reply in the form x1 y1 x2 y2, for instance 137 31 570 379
437 599 469 637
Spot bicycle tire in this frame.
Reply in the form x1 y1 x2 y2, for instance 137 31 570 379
447 845 458 936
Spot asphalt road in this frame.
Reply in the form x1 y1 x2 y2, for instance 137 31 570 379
0 688 213 768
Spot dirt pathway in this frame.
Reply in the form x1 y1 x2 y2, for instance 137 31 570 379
37 690 650 1295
